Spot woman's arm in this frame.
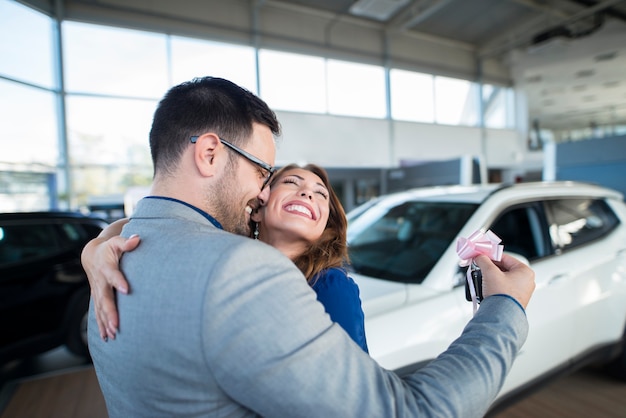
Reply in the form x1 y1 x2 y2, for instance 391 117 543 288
312 268 369 353
81 218 139 341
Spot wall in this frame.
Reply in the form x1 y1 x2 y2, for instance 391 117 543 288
275 110 540 172
556 135 626 197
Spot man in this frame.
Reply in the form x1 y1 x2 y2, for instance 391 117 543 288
86 76 535 417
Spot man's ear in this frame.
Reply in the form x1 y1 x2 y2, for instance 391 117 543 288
251 208 262 222
191 133 221 177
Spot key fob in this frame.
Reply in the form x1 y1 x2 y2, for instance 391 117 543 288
465 262 483 303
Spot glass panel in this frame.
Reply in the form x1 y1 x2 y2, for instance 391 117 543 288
66 95 156 166
0 172 52 212
327 59 386 118
0 0 55 88
63 21 168 97
390 69 434 123
0 79 58 165
171 37 257 93
546 198 620 251
71 165 153 209
0 224 60 265
435 76 479 126
259 49 326 113
65 94 155 207
483 84 516 129
348 201 478 283
490 206 547 261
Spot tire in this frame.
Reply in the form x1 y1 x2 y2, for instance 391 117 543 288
605 328 626 381
65 287 91 360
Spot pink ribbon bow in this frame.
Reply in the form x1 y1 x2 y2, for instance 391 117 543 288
456 229 503 267
456 229 504 315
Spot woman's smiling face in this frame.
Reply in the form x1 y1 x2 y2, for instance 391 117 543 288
253 167 330 251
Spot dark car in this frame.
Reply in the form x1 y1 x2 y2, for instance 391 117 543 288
0 211 108 364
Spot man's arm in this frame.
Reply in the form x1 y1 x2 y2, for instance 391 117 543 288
206 242 534 417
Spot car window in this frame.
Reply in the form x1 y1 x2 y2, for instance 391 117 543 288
80 222 105 238
0 224 62 266
348 201 478 284
490 204 550 261
544 198 620 252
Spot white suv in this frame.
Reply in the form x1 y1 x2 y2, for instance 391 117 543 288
347 181 626 410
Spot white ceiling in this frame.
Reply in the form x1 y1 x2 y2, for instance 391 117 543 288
274 0 626 134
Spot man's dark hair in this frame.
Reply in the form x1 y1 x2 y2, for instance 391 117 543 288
149 77 281 175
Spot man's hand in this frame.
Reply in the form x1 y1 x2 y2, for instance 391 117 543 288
81 218 139 341
475 253 535 309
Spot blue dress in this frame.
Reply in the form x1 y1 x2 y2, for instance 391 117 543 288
311 267 369 353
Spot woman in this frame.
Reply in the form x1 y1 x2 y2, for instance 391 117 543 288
83 163 368 352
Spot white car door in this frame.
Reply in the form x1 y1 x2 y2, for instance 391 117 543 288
543 197 626 358
485 202 579 397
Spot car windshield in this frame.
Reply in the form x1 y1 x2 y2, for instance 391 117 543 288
347 201 478 284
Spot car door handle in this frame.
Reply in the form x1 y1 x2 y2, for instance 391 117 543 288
548 273 569 285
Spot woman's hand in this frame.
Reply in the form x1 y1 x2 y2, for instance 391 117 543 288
81 218 139 341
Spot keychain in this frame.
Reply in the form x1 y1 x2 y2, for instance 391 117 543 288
465 260 483 304
456 229 503 314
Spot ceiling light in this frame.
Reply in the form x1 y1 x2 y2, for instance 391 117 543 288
349 0 410 21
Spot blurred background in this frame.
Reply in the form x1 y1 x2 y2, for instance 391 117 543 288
2 0 625 219
1 1 626 416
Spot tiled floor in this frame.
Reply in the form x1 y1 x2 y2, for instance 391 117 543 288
1 350 625 417
490 367 626 417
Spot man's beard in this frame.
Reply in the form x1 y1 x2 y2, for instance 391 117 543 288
211 165 253 237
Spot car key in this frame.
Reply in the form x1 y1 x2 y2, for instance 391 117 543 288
465 261 483 303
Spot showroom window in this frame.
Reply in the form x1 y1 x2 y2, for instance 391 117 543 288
0 0 55 88
326 59 387 119
435 76 480 126
63 21 169 98
389 69 435 123
0 79 58 166
171 36 257 94
259 49 326 113
483 84 516 129
0 0 58 212
62 21 168 205
1 0 518 213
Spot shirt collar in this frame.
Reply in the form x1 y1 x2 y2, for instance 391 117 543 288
144 196 223 230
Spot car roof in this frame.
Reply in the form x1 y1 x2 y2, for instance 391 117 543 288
363 181 623 207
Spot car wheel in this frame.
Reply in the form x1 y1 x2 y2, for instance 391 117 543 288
65 287 91 360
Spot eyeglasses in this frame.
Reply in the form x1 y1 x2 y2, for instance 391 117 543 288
190 135 276 190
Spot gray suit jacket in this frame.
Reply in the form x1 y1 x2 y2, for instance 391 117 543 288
88 197 528 417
